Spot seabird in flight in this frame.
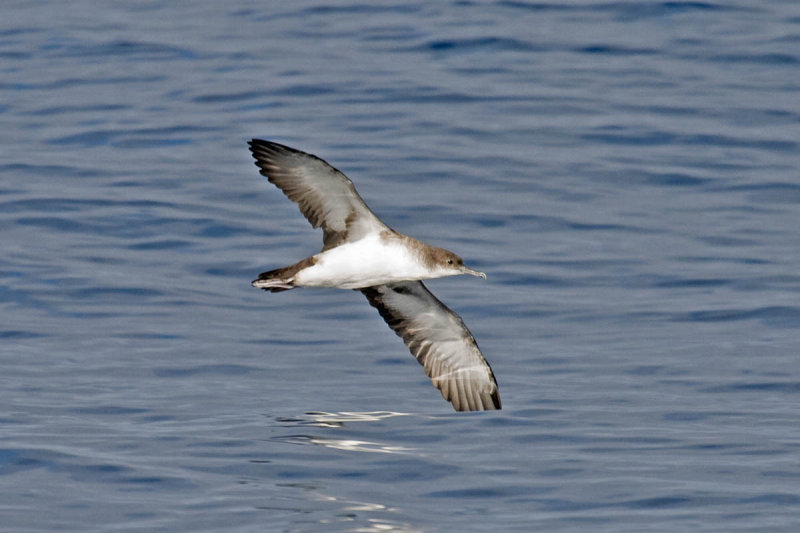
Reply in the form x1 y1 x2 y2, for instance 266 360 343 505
248 139 500 411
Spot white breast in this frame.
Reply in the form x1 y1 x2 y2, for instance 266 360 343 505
294 235 431 289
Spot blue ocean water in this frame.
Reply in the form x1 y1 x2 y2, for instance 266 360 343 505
2 1 800 531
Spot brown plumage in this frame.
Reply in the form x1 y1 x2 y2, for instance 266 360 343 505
361 282 500 411
249 139 500 412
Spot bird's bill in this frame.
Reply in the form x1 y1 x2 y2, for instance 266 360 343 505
460 265 487 279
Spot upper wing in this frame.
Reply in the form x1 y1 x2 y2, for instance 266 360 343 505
248 139 388 250
360 281 501 412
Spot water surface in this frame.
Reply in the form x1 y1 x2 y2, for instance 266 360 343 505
2 1 800 531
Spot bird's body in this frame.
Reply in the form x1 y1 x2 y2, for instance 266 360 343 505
248 139 500 411
296 232 439 288
256 230 471 290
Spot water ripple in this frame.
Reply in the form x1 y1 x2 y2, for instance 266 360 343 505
3 0 799 531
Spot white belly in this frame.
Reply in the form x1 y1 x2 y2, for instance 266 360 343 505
294 235 430 289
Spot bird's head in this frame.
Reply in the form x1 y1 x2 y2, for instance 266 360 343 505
429 247 486 280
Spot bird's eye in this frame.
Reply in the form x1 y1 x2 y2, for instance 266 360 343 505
447 259 453 265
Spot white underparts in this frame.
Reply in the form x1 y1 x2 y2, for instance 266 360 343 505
294 234 447 289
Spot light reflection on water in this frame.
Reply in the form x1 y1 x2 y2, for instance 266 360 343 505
277 411 414 428
273 435 417 455
271 483 420 533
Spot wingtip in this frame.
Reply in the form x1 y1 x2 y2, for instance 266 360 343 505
453 392 501 412
491 389 502 410
445 381 501 412
248 138 305 157
247 138 274 156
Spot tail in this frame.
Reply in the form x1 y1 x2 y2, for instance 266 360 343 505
251 257 316 293
252 266 296 292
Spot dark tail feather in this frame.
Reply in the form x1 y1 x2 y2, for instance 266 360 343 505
261 285 293 293
252 266 297 292
251 257 318 293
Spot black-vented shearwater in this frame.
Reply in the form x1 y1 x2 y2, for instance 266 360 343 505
248 139 500 412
